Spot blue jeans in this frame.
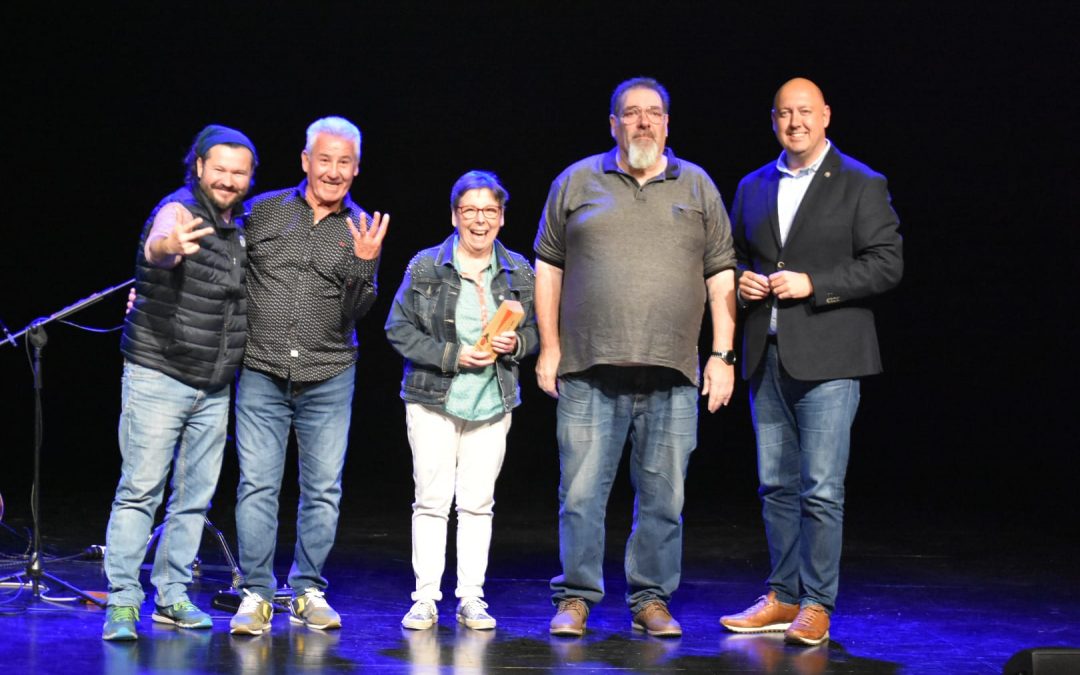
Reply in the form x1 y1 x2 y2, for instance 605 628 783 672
104 361 229 608
550 366 698 614
750 343 860 614
234 365 355 601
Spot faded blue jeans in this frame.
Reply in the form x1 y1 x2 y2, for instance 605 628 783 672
750 343 860 614
104 361 229 608
550 366 698 614
234 365 355 601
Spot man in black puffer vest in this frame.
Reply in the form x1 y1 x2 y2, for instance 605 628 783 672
102 125 258 642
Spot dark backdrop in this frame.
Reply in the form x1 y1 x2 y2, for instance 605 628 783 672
2 3 1076 545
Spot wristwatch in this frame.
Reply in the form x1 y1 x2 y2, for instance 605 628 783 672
710 350 737 365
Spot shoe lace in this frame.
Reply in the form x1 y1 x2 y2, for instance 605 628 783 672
109 606 138 621
640 600 671 619
172 600 199 612
461 598 489 616
410 600 435 617
792 605 825 629
301 588 330 609
558 598 587 617
748 594 771 612
238 589 266 613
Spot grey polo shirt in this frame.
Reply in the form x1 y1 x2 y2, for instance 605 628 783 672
534 147 735 386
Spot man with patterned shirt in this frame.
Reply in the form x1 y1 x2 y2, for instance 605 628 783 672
535 77 737 638
229 116 389 635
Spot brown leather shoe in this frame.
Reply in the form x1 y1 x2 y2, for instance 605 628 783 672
720 591 800 633
631 600 682 638
549 598 589 637
784 604 830 646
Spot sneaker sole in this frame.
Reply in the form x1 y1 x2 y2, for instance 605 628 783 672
719 620 794 634
549 624 586 637
785 630 830 646
457 614 496 630
230 623 272 636
401 617 437 630
290 615 342 630
632 622 682 638
151 612 212 629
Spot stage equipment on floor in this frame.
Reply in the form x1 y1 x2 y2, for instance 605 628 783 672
1 278 134 608
146 516 245 591
1005 647 1080 674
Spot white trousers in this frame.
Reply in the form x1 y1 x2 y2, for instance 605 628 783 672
406 402 511 602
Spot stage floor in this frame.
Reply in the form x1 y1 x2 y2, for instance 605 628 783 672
2 506 1077 674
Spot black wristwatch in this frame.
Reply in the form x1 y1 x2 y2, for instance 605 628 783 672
710 350 737 365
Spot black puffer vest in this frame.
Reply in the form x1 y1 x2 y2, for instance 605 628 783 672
120 185 247 390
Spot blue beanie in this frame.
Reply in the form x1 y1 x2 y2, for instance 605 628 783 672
194 124 257 161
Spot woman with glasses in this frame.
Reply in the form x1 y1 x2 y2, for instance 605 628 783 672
385 170 538 631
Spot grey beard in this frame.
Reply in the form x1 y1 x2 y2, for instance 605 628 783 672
627 139 660 170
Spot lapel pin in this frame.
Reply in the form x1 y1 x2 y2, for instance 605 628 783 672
824 171 831 178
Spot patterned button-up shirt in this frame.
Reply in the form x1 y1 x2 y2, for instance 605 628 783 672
242 180 379 382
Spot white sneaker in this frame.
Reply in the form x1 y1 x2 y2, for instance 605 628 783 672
456 597 496 630
401 600 438 630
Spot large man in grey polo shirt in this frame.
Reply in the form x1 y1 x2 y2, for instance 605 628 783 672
534 77 737 638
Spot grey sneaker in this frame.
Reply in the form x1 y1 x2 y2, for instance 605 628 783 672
401 599 438 630
290 588 342 630
102 605 139 641
152 599 213 628
456 597 496 630
230 589 274 635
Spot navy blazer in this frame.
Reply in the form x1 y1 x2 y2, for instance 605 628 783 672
731 145 903 381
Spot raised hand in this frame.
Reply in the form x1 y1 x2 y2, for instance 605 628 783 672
347 211 390 260
162 212 214 257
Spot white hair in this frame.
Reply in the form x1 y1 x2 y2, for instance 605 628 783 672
305 116 361 158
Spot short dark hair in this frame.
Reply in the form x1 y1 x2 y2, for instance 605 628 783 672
610 77 670 116
450 170 509 210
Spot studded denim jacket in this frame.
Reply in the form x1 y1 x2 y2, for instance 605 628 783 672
385 234 538 411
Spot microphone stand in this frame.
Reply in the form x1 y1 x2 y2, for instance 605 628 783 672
3 278 134 608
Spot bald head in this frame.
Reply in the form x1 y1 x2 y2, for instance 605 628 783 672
771 77 831 170
773 78 826 110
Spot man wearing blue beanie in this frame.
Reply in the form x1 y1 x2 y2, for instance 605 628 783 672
102 124 258 641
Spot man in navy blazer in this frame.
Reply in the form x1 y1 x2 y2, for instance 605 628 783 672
719 78 903 646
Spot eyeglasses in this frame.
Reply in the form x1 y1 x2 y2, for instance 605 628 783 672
457 206 502 220
619 106 666 124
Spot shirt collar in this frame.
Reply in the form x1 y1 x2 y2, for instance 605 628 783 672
437 233 510 272
292 179 356 215
776 139 831 178
451 236 499 274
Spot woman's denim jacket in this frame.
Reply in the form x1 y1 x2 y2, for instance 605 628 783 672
385 235 539 412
